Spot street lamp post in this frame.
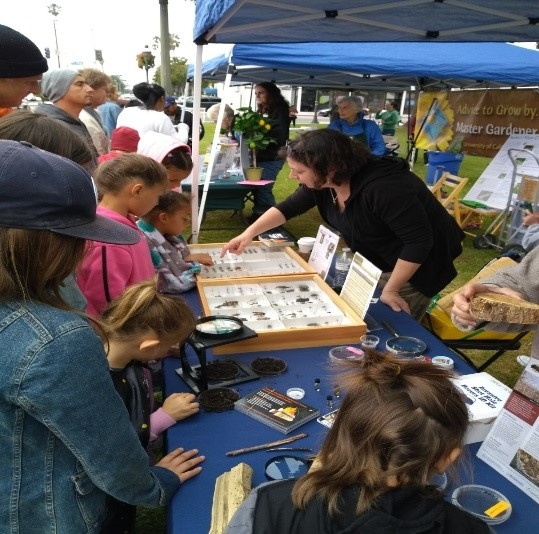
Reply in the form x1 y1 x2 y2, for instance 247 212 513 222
142 45 152 83
47 4 61 68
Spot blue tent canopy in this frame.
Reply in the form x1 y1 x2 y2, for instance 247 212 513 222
189 42 539 89
194 0 539 45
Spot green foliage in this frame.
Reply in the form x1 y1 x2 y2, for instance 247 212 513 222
153 57 188 94
233 107 276 167
137 50 155 70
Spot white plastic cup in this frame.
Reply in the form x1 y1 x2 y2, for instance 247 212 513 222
360 335 380 350
297 236 316 254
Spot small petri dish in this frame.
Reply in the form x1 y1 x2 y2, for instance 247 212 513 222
329 346 364 362
432 356 454 369
452 484 512 525
286 387 305 400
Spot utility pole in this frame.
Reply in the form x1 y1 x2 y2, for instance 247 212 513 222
47 4 61 68
159 0 172 93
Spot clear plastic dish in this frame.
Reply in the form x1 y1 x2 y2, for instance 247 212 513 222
329 346 364 362
451 484 512 525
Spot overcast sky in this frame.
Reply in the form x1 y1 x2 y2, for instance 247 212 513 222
4 2 536 91
3 0 231 89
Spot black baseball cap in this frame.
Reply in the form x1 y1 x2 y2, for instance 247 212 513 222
0 140 139 245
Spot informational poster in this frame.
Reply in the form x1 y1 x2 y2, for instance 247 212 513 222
339 252 382 320
463 133 539 210
478 357 539 504
415 90 539 158
307 225 340 281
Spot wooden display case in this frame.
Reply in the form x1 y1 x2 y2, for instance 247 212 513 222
196 273 366 354
189 243 315 280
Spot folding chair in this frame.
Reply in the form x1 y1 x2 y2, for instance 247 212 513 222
421 256 530 371
430 171 469 227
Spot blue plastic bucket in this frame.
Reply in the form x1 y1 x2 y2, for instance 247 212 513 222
426 151 464 185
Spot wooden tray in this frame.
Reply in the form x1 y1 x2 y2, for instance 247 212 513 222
196 273 366 354
190 243 316 280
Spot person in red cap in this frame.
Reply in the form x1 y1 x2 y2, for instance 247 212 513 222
98 126 140 164
0 24 48 113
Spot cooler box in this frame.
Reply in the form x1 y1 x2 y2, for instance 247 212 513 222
426 151 464 185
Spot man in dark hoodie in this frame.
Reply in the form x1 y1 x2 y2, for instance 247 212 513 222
35 69 98 170
222 129 464 319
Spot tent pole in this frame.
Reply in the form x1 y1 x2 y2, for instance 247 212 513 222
190 45 203 244
197 64 235 232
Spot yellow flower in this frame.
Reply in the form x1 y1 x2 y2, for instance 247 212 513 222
259 119 265 126
265 124 271 130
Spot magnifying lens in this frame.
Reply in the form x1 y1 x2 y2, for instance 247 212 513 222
195 316 244 339
264 455 312 481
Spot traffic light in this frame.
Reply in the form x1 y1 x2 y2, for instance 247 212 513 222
95 49 103 63
44 47 50 59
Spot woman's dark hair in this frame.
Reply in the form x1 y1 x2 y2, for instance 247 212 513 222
291 351 469 516
0 110 93 166
280 129 370 187
132 82 166 110
162 147 193 172
255 82 289 114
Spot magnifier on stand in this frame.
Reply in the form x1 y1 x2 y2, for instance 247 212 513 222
176 316 258 394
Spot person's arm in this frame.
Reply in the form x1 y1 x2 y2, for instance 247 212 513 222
221 208 286 256
452 247 539 329
21 323 203 506
365 121 387 155
380 258 422 313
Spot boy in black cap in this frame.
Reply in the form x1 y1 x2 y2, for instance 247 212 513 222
0 24 48 111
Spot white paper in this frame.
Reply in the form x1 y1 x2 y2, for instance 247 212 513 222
307 225 340 280
478 357 539 503
463 133 539 210
339 252 382 319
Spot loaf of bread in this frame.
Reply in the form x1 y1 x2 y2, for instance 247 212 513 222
469 292 539 324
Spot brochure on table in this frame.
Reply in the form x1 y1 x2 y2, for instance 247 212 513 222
340 252 382 320
463 133 539 210
477 357 539 504
307 225 340 280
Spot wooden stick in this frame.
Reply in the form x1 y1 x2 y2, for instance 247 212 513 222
225 433 308 456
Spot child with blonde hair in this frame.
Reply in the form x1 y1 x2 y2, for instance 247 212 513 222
226 351 492 533
138 190 213 293
77 153 168 315
101 278 200 533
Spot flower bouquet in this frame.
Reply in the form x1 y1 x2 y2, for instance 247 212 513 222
233 107 275 169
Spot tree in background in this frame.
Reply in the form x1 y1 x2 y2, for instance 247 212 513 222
153 57 188 95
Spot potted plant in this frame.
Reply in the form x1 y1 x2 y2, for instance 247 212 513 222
233 107 275 180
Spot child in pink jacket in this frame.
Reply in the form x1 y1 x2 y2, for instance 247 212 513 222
77 154 168 315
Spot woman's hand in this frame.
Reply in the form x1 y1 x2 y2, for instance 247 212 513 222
220 232 254 256
156 448 205 483
162 392 200 421
451 283 524 328
380 289 411 315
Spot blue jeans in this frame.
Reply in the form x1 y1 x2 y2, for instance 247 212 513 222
252 159 285 215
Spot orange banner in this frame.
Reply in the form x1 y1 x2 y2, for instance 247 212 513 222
415 90 539 158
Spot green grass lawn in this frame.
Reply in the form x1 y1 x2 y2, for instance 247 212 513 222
135 120 529 533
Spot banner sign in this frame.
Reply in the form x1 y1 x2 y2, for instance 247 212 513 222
415 90 539 158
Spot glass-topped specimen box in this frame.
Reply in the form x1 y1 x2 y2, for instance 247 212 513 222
196 274 366 355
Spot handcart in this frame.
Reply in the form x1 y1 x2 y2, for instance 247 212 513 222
472 148 539 253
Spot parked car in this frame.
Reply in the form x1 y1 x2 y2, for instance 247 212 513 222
317 107 331 117
182 96 221 110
